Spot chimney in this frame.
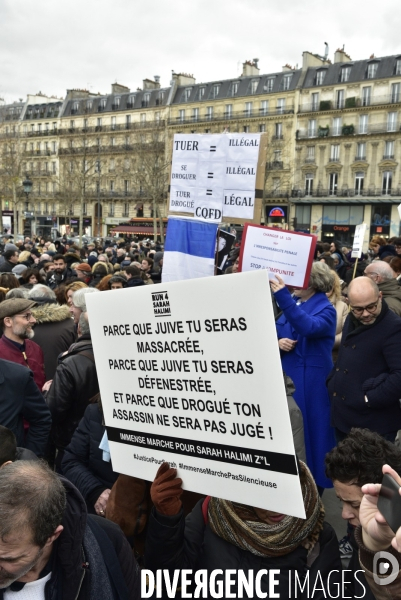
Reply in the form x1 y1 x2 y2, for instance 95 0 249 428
111 83 130 94
143 78 161 90
171 72 196 86
282 64 294 72
334 48 352 64
302 51 330 71
241 59 260 77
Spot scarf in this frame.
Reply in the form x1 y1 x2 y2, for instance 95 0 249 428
208 461 324 557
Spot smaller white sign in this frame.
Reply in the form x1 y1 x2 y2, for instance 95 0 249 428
239 225 317 289
351 223 367 258
169 185 195 213
170 159 198 188
171 134 201 158
226 133 261 161
225 161 258 190
194 188 224 223
223 189 255 220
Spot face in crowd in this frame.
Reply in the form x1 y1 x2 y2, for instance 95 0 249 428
53 258 66 275
4 311 36 340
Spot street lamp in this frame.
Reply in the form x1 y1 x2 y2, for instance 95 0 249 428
22 175 33 237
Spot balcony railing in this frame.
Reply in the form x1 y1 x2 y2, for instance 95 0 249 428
266 161 284 169
297 121 401 139
292 187 401 198
299 93 401 113
354 155 367 161
383 154 395 159
57 120 164 135
167 106 294 125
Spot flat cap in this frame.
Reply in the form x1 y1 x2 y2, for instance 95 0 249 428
0 299 36 320
75 263 92 273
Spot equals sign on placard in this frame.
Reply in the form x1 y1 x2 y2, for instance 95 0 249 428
210 145 216 152
206 189 213 196
207 172 214 178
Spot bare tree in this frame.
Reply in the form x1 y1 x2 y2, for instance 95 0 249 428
0 125 26 236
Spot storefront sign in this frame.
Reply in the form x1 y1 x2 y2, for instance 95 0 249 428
86 271 305 518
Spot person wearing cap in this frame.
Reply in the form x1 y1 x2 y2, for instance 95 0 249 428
74 262 93 285
0 299 46 391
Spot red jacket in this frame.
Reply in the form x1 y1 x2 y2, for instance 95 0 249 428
0 335 46 391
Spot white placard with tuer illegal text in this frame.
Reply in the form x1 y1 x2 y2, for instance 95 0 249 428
86 271 305 518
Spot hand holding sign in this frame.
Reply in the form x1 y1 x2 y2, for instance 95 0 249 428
269 274 286 293
151 462 183 516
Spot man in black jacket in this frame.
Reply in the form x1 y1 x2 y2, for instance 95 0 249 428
327 276 401 443
45 313 99 470
0 358 51 457
46 254 73 290
0 249 19 273
0 461 140 599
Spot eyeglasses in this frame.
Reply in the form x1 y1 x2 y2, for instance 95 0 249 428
13 312 34 321
349 300 380 316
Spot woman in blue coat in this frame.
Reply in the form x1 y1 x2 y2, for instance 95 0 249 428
271 262 337 489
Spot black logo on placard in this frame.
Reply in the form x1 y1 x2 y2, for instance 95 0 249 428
152 291 171 317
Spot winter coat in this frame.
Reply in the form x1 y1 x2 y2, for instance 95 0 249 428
62 403 119 512
0 358 51 457
46 334 99 451
0 335 45 391
145 501 342 599
0 260 15 273
284 374 306 463
125 277 145 288
378 278 401 316
328 296 348 362
327 300 401 434
345 526 375 600
46 266 74 289
0 477 140 600
275 287 336 488
31 302 76 380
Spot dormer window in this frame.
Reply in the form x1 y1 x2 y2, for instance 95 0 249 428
266 77 275 93
340 66 351 82
229 81 239 96
142 93 150 107
183 88 192 102
250 79 259 94
210 84 220 99
315 69 326 85
87 100 93 110
114 97 120 107
395 58 401 75
198 87 205 100
281 74 292 90
367 62 378 79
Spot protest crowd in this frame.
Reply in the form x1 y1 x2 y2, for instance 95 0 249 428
1 229 401 599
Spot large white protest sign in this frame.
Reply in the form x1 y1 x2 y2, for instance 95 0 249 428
169 133 264 222
239 224 317 289
86 271 305 518
351 223 367 258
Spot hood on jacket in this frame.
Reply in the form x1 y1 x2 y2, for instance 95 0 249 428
31 303 72 324
378 278 401 300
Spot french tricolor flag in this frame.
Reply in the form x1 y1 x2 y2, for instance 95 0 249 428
162 216 218 283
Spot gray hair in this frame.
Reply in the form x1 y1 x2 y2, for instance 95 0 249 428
79 312 90 336
72 287 99 312
366 261 394 281
0 461 66 547
28 284 56 301
5 288 30 299
309 262 335 293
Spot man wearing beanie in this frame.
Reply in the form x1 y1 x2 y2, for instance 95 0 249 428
74 263 93 285
0 299 46 391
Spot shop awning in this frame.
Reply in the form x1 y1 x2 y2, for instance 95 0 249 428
110 225 164 234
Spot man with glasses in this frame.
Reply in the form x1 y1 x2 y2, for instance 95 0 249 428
364 261 401 316
327 276 401 444
0 299 45 391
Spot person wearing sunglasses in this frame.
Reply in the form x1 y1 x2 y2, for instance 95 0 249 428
327 276 401 445
0 299 46 391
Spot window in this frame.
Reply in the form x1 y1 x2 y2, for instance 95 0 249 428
83 203 87 216
367 62 378 79
330 144 340 161
37 123 42 133
229 81 239 96
192 107 199 121
143 93 150 107
259 124 266 132
244 102 252 116
355 172 364 195
52 161 56 174
264 78 274 93
306 146 315 162
396 59 401 75
210 84 220 99
295 205 311 229
83 118 88 129
332 117 342 136
178 109 185 123
111 137 116 147
308 119 317 137
140 113 146 123
387 112 397 132
69 120 75 131
250 79 259 94
273 149 282 162
275 122 283 139
356 142 366 160
87 100 92 110
391 83 400 103
340 66 351 82
311 92 319 111
96 117 102 130
382 171 392 195
315 70 326 85
124 180 129 195
329 173 338 195
282 74 292 90
206 106 213 120
111 116 116 130
110 180 115 192
128 95 135 108
323 205 364 225
336 90 345 109
123 202 129 216
260 100 268 115
44 161 48 172
99 99 106 110
276 98 285 114
109 202 115 216
359 114 368 134
243 126 250 133
305 173 314 196
198 87 205 100
52 122 57 131
362 87 371 106
225 104 232 118
183 88 192 102
114 97 120 108
155 111 161 123
384 140 394 159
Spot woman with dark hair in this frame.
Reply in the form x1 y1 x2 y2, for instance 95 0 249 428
20 268 43 288
0 273 20 290
329 240 348 279
390 256 401 283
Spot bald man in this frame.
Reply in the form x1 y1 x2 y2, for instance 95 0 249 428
327 276 401 443
364 261 401 316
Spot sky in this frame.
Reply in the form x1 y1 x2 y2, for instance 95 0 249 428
1 0 401 103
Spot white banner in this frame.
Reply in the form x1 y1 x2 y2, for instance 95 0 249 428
86 271 305 518
351 223 367 259
239 224 317 289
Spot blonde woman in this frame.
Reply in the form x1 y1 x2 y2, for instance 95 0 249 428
327 270 348 361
